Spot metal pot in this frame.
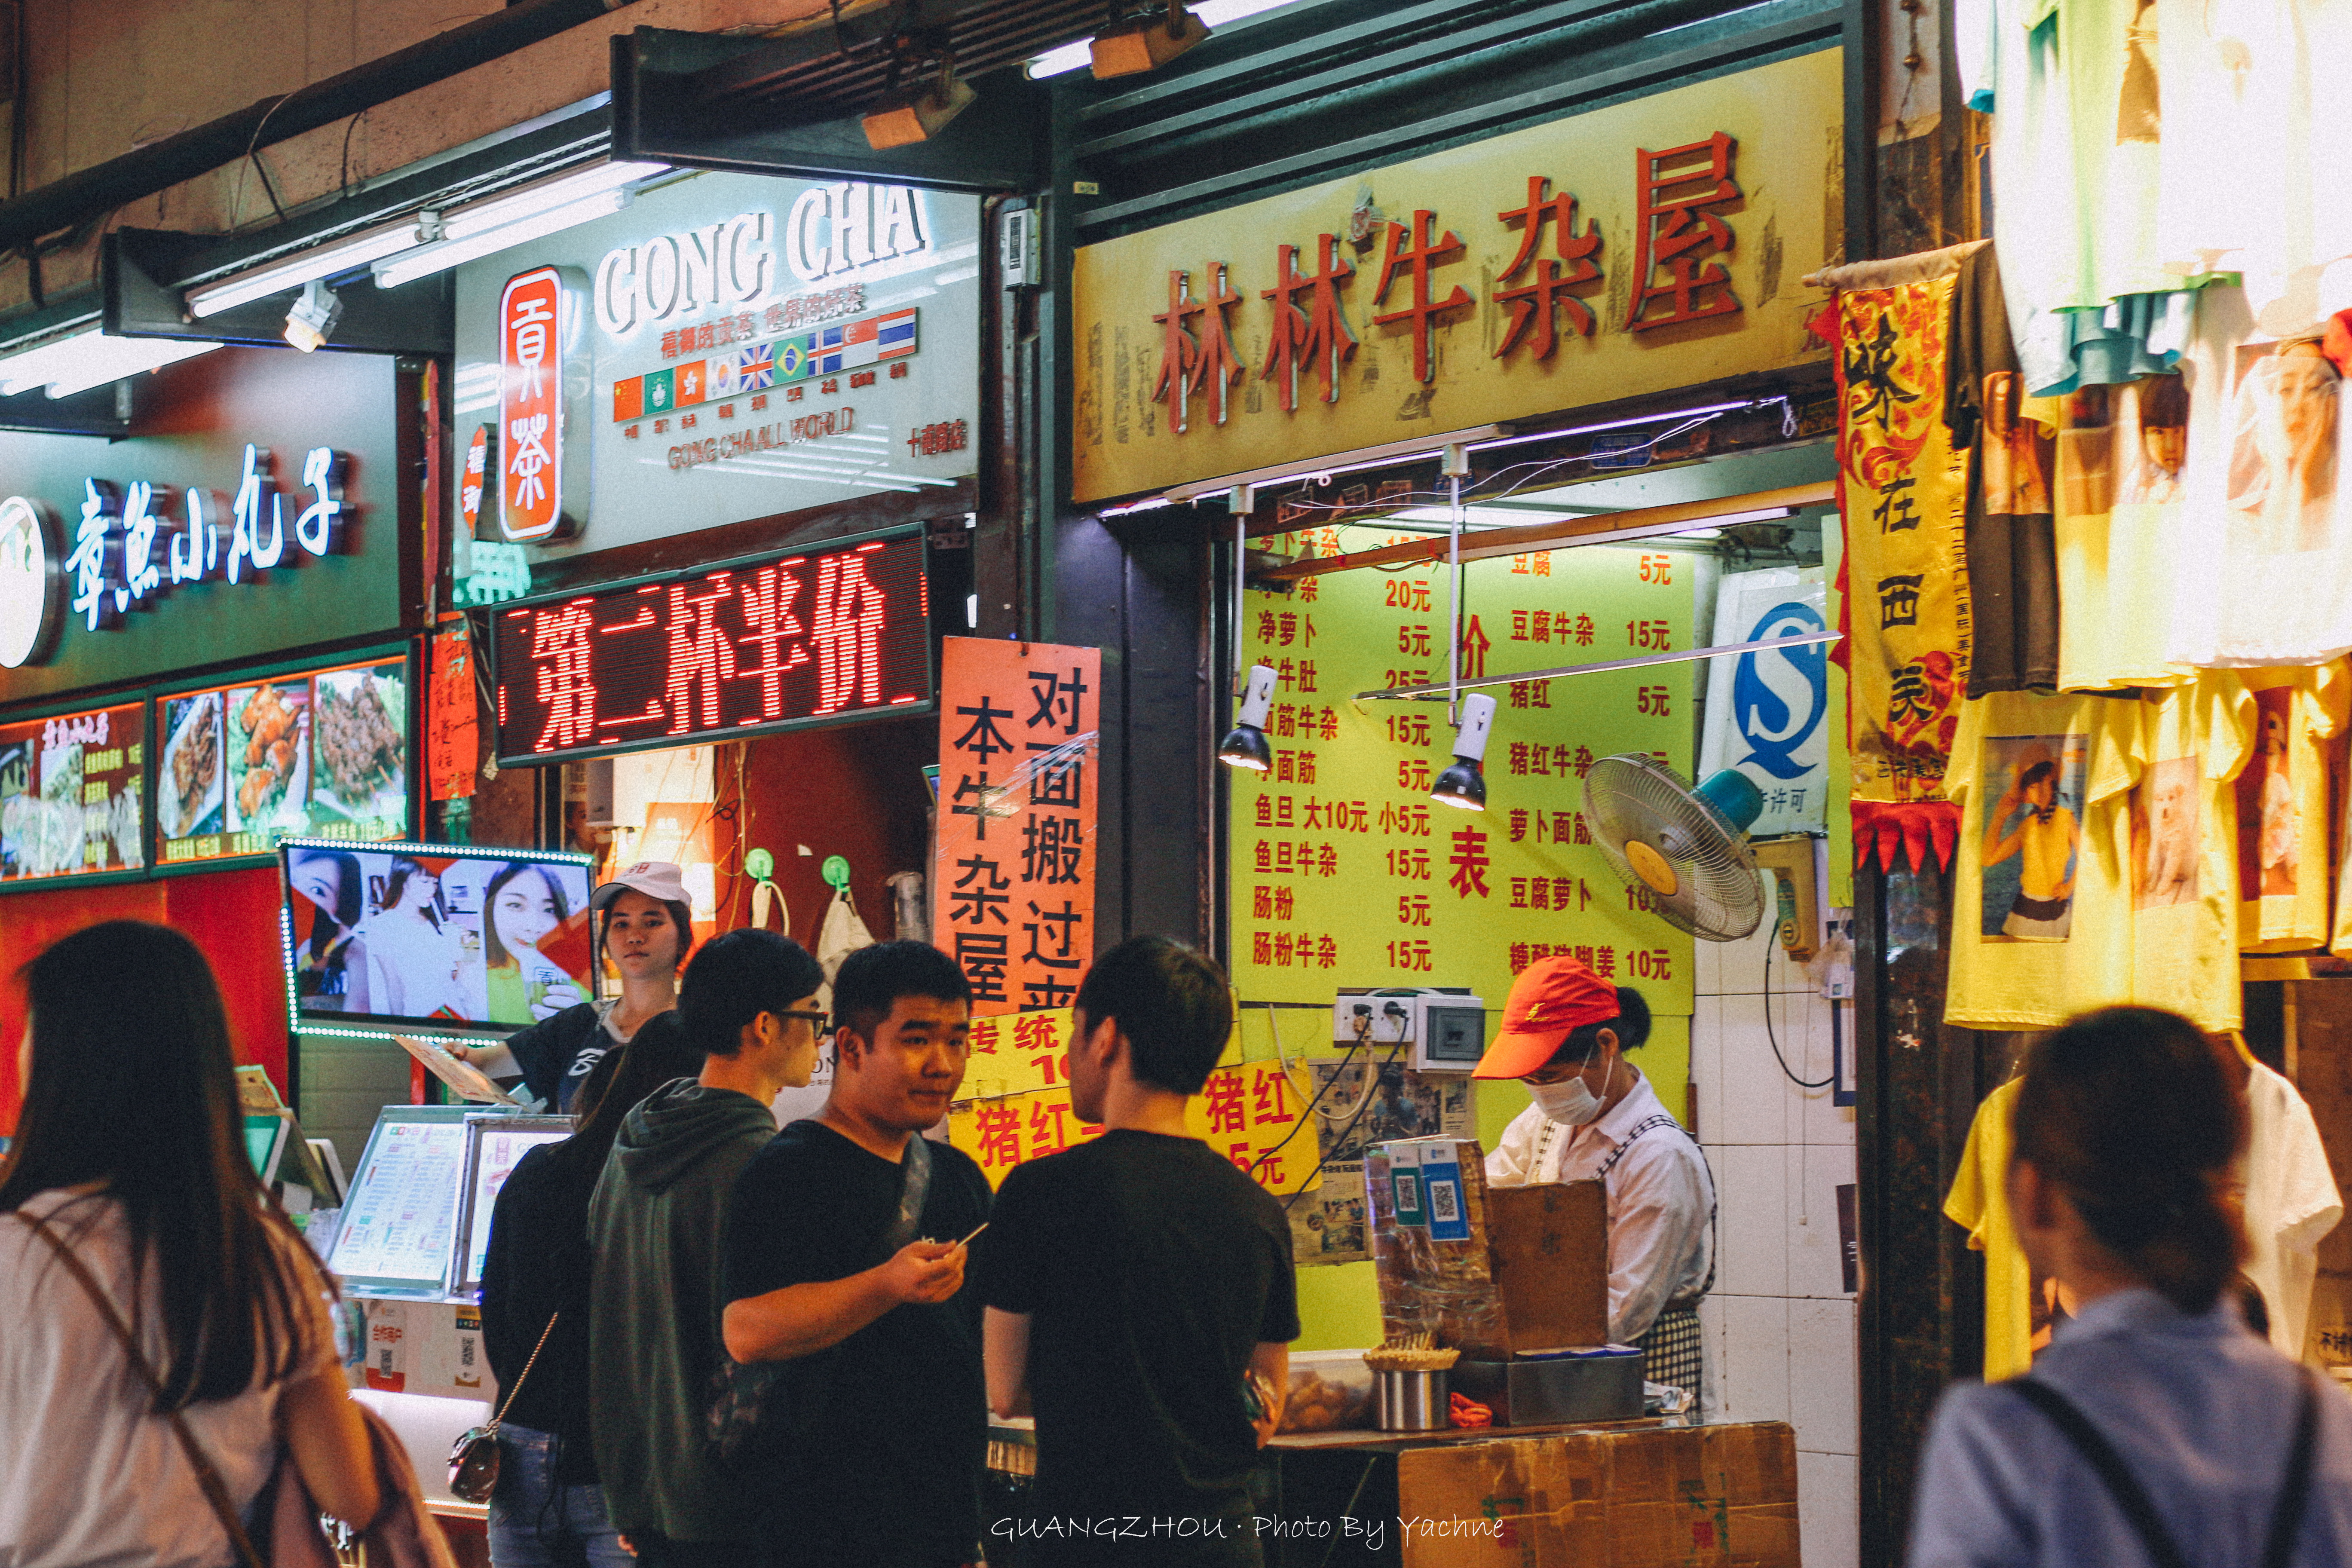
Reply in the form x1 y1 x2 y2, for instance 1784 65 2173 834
1374 1369 1450 1431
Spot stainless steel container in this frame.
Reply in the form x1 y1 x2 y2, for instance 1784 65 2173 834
1374 1369 1449 1431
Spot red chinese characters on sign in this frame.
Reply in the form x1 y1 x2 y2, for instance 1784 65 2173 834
1131 135 1747 421
428 625 478 802
1372 210 1476 384
934 638 1101 1017
491 535 930 762
498 268 565 542
1261 236 1357 411
1151 267 1247 432
460 426 492 539
1494 175 1603 360
1626 134 1743 331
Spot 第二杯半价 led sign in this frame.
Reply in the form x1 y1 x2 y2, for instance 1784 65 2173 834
0 442 349 665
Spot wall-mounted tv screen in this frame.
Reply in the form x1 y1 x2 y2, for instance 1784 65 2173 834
279 838 598 1034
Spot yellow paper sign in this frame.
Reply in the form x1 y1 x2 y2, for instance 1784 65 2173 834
1069 50 1841 502
950 1060 1319 1196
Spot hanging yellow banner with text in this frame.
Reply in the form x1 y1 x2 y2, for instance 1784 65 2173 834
1828 276 1971 825
1069 49 1841 503
1230 532 1699 1016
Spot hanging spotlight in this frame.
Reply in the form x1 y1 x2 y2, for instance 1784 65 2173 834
861 40 976 150
1091 0 1211 77
1430 692 1496 811
1218 663 1278 771
283 280 342 353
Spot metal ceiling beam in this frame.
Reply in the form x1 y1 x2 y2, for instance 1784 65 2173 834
1250 481 1835 580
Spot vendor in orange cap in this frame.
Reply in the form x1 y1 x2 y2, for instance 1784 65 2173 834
1475 955 1715 1395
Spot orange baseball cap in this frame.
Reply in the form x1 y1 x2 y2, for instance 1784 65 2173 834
1471 955 1623 1080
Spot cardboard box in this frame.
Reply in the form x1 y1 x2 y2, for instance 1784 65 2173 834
1395 1422 1801 1567
1369 1138 1608 1357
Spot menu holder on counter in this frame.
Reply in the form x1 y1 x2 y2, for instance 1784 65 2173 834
394 1035 520 1106
326 1105 475 1297
449 1114 573 1298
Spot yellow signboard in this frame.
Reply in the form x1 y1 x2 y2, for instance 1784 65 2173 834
949 1063 1317 1195
1230 530 1700 1018
1070 49 1842 502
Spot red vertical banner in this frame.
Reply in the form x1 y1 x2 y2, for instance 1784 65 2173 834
934 637 1100 1016
497 266 564 543
428 624 478 802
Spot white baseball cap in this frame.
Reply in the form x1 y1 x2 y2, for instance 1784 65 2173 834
591 861 692 912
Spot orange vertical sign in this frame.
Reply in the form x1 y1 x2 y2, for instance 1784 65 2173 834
497 267 564 543
934 637 1100 1016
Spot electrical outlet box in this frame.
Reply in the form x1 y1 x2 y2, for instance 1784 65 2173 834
1329 987 1486 1073
1000 207 1040 288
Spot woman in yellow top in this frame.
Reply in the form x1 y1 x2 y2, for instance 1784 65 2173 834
480 861 589 1026
1987 758 2079 940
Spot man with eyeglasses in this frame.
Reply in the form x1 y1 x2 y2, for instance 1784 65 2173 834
1474 955 1715 1400
721 940 991 1568
588 928 830 1568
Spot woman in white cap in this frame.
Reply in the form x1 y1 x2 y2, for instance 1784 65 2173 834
448 862 696 1113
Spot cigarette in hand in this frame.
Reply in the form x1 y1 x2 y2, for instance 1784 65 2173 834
956 1222 989 1248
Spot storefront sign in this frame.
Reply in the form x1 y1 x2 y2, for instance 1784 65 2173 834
1698 566 1830 836
497 269 569 542
460 426 492 539
1069 49 1841 502
0 699 144 882
157 652 412 865
933 638 1101 1017
1230 535 1698 1015
0 497 61 669
490 531 932 764
0 349 413 707
453 170 984 564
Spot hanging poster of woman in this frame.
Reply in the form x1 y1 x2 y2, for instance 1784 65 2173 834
1980 735 2087 941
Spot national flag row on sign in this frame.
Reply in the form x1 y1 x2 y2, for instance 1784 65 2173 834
611 307 919 422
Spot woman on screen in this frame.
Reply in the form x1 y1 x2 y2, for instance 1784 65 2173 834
448 862 695 1113
0 923 382 1562
361 856 467 1020
290 848 371 1012
481 862 590 1026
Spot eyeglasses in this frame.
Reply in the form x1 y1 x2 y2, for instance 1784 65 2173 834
777 1009 830 1033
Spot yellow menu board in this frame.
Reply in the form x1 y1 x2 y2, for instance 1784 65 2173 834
1230 530 1700 1017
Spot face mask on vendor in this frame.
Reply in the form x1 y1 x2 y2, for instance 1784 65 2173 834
1523 1031 1616 1126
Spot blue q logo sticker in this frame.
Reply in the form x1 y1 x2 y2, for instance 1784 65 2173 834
1733 600 1828 780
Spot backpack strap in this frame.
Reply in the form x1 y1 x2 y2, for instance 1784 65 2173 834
2261 1370 2323 1568
883 1132 935 1258
2010 1379 2192 1568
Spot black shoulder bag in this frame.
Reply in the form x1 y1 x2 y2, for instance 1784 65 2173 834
704 1132 935 1466
2009 1370 2322 1568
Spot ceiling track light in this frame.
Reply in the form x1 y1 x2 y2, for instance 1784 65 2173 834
1218 662 1278 771
1430 692 1496 811
861 37 976 150
1091 0 1210 77
283 279 341 353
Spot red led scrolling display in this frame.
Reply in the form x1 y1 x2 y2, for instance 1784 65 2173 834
491 533 931 762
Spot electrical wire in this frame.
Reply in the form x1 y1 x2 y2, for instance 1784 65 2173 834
1277 1024 1415 1211
1762 937 1833 1090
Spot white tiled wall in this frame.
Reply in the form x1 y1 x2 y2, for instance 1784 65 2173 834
1690 898 1859 1568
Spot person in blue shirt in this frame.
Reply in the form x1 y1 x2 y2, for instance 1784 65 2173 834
1908 1006 2352 1567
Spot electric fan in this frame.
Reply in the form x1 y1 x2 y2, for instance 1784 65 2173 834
1583 755 1769 942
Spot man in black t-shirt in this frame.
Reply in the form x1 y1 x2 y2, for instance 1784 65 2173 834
720 941 989 1568
978 937 1300 1567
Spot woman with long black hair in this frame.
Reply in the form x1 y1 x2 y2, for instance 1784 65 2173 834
1909 1007 2352 1565
478 1012 704 1568
0 921 380 1565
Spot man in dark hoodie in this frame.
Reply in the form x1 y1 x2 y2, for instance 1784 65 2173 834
588 929 827 1568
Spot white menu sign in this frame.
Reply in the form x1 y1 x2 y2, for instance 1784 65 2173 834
329 1112 469 1291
